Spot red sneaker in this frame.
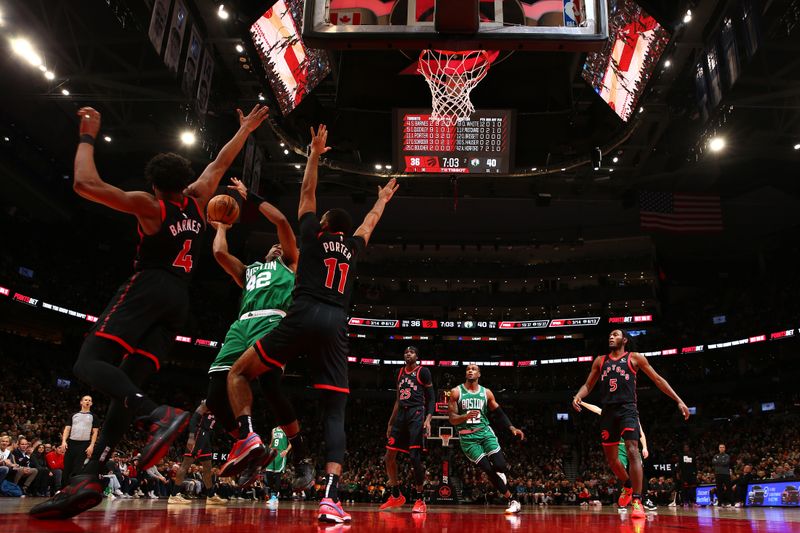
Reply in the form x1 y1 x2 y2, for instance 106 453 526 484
319 498 352 523
631 498 646 519
618 487 633 507
412 499 427 513
219 432 266 478
29 474 104 520
379 494 406 510
139 405 190 470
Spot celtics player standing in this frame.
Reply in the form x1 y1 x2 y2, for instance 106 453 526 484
265 426 291 509
448 364 524 514
207 177 312 488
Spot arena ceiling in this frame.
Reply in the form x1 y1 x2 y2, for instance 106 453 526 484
1 0 799 239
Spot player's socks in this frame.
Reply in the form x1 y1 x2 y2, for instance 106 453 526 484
323 473 340 502
237 415 254 436
392 485 401 498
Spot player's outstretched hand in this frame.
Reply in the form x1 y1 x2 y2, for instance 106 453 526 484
209 220 232 231
423 419 432 438
678 401 691 420
309 124 332 155
572 396 583 412
511 427 525 441
77 107 101 138
378 178 399 203
228 177 248 199
238 104 269 133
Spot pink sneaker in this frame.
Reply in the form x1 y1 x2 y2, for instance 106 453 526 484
319 498 352 523
219 432 265 478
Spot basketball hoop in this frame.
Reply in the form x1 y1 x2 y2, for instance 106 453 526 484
418 49 492 126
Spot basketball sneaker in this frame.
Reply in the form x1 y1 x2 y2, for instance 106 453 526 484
138 405 190 470
237 447 276 488
292 457 315 490
379 493 406 510
644 498 658 512
29 474 104 520
220 432 266 478
631 498 646 519
319 498 352 523
206 494 227 505
168 493 192 504
618 487 633 507
412 499 427 513
267 494 279 510
505 499 522 514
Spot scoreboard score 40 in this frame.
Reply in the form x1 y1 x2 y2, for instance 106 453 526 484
394 109 514 174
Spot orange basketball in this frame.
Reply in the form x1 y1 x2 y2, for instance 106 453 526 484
207 194 240 224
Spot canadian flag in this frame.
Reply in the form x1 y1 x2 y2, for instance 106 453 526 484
330 11 362 25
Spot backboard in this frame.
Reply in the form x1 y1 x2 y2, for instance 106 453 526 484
303 0 609 51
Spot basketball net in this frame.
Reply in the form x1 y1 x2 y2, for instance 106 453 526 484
440 433 452 447
418 49 492 126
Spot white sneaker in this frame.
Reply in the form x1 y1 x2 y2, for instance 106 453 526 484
107 493 116 500
267 495 279 510
114 489 124 497
148 490 158 499
206 494 228 505
505 499 521 514
734 502 742 508
668 501 677 507
168 494 192 504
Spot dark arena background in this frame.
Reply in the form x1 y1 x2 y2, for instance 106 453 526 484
2 0 800 532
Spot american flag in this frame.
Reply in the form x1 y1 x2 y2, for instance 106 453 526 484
639 192 723 232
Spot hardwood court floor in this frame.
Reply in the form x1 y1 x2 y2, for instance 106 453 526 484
1 499 799 532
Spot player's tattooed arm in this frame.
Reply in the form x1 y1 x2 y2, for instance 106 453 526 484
631 352 690 420
185 105 269 209
210 221 246 287
353 178 399 246
298 124 331 219
572 355 603 412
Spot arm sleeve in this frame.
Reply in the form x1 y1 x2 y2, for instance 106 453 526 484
92 414 100 428
299 212 320 244
421 368 435 415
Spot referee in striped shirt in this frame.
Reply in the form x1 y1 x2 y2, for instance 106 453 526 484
60 395 99 487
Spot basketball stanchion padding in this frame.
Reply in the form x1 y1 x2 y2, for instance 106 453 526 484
435 0 480 34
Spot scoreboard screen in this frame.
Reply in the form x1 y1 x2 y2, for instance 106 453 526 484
394 109 514 174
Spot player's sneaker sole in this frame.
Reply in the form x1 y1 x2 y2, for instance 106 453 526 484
379 494 406 510
292 457 316 491
29 475 104 520
319 498 352 523
139 406 190 470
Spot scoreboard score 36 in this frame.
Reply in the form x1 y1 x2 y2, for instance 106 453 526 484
394 109 514 174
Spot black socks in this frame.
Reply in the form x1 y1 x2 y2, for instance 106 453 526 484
236 415 254 437
323 473 340 501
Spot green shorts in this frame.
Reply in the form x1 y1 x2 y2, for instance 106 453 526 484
618 441 629 469
208 313 283 373
459 426 501 464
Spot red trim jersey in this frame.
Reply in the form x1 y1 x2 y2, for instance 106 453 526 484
599 352 637 405
397 365 433 409
134 197 205 280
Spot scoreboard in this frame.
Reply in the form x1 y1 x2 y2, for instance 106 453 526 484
394 109 514 174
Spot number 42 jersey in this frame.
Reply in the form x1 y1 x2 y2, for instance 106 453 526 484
239 259 295 316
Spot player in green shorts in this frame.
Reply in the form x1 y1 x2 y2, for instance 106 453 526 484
448 364 525 514
204 177 312 489
264 426 291 510
577 400 656 512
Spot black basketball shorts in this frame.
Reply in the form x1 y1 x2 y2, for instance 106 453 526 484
600 402 640 446
91 269 189 370
254 296 349 393
386 406 425 454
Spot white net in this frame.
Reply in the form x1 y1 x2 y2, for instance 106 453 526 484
418 49 492 126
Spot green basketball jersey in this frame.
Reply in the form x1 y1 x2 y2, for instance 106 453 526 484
266 427 290 472
240 259 294 316
455 384 490 431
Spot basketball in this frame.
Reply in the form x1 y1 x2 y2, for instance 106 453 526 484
207 194 239 224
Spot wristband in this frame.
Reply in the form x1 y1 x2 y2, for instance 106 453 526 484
247 190 266 205
79 134 96 146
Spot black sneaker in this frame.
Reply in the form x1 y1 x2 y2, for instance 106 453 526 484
237 448 277 488
29 474 104 520
292 457 315 490
138 405 190 470
644 499 658 512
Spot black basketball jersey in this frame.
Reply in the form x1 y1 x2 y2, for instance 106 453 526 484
294 212 365 308
599 352 637 405
397 365 432 409
134 197 205 280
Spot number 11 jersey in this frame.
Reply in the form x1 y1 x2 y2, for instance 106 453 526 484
293 212 365 308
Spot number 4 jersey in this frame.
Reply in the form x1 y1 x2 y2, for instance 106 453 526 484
294 212 365 308
134 197 205 280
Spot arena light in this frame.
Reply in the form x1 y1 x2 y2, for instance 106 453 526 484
375 164 382 170
283 149 289 155
180 130 196 145
294 164 301 169
612 156 619 163
10 37 43 67
61 88 70 95
44 70 54 80
709 137 726 152
103 135 112 143
235 44 244 53
217 4 229 19
257 93 265 101
794 143 800 150
385 164 392 170
683 10 692 23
